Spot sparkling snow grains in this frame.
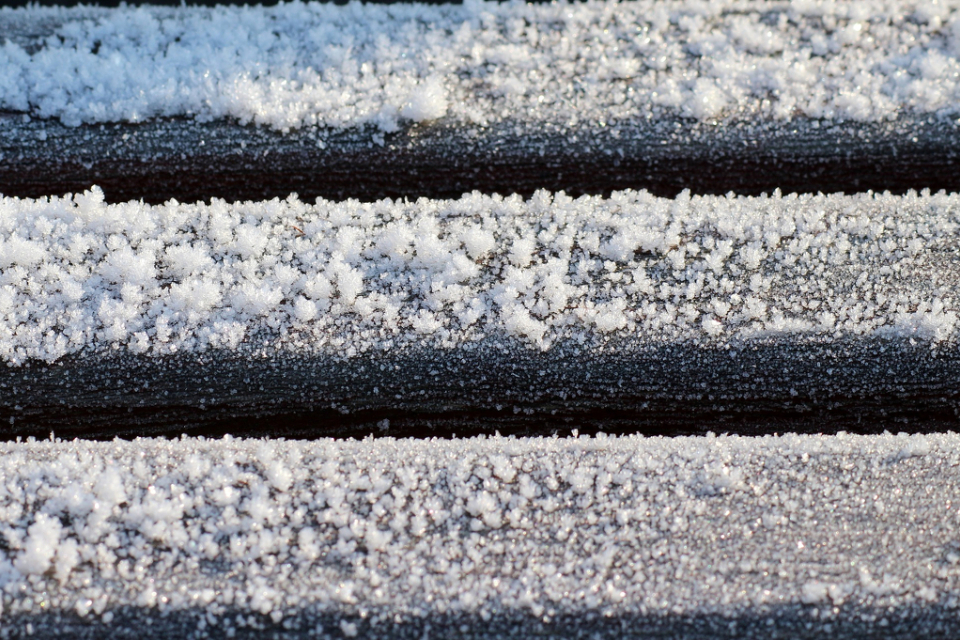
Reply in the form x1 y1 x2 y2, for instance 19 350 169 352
3 1 960 636
0 188 957 364
3 1 960 131
1 432 959 633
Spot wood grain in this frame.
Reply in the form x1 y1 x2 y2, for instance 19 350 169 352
2 116 960 204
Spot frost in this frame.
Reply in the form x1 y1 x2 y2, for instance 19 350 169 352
14 513 61 576
801 580 830 604
894 434 932 461
886 299 958 343
800 580 846 605
400 76 448 122
94 467 126 508
0 188 957 364
0 432 957 624
0 237 45 269
4 1 960 130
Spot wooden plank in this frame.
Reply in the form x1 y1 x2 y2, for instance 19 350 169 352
3 339 960 440
3 115 960 203
3 432 960 639
0 185 958 439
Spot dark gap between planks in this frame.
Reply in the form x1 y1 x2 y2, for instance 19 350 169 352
3 339 959 441
2 115 960 205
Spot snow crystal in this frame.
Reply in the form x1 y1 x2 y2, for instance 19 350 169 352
887 299 958 342
13 513 61 576
0 431 957 628
3 1 960 130
400 76 448 122
0 188 958 364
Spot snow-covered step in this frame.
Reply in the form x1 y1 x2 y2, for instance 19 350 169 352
1 431 958 638
1 188 959 437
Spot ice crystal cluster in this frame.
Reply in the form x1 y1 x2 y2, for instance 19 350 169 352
0 188 956 364
2 0 960 130
0 432 956 633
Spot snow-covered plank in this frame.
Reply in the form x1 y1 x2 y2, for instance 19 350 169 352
1 431 958 638
3 2 960 202
5 1 960 130
1 189 959 437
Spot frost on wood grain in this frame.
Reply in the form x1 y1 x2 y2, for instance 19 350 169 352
0 432 959 638
2 1 960 131
0 188 957 365
4 116 959 205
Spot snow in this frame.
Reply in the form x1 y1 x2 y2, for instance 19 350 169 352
0 187 959 365
0 431 958 632
399 76 448 123
12 512 60 576
3 1 960 131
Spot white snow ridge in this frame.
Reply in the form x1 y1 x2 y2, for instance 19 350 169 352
3 1 960 130
0 188 958 365
0 432 958 636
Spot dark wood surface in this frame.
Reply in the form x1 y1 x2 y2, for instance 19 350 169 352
3 116 960 204
3 338 958 440
4 604 951 640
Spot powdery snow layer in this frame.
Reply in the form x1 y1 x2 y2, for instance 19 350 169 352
0 432 959 637
3 1 960 130
0 188 958 365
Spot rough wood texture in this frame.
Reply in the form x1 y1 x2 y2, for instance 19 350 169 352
3 339 958 440
2 116 960 203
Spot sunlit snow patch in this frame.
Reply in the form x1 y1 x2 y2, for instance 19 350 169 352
0 188 958 364
4 1 960 130
0 431 957 636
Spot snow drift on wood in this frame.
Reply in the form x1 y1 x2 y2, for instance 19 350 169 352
0 431 957 630
0 188 958 364
3 1 960 130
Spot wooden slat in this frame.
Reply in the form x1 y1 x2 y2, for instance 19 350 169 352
3 116 960 203
3 339 958 439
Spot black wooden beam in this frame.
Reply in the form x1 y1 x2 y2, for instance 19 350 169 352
3 116 960 204
3 338 959 440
